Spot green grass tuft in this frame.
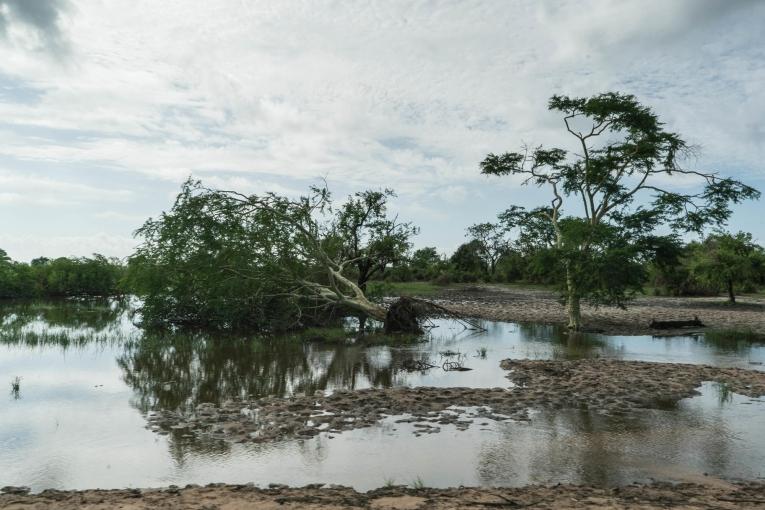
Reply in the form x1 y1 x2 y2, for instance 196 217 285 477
705 328 765 345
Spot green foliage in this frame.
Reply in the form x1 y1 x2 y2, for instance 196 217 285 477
382 281 442 296
335 189 418 290
0 249 124 299
449 240 487 281
689 231 765 302
704 328 765 347
409 247 445 280
480 92 760 328
127 179 416 332
465 222 510 276
126 179 317 331
651 231 765 298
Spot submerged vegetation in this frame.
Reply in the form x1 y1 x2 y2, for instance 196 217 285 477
704 328 765 347
10 376 21 399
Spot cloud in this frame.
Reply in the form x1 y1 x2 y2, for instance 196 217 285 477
0 171 132 206
0 0 70 54
0 233 137 262
0 0 762 257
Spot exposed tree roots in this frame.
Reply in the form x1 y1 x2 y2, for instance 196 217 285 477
383 296 487 335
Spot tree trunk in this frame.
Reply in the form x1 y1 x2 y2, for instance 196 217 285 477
325 268 420 333
566 267 582 330
343 295 387 322
727 278 736 304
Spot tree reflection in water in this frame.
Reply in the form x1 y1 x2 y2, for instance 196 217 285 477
117 332 432 415
476 396 735 487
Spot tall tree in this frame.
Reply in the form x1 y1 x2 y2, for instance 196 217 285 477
691 231 765 303
465 222 509 277
334 189 418 292
481 92 760 329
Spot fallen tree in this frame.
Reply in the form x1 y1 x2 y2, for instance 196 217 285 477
127 180 442 333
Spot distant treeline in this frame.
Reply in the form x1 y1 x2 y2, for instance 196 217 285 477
0 249 125 298
383 231 765 301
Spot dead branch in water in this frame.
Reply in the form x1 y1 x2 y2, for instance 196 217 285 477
401 297 487 332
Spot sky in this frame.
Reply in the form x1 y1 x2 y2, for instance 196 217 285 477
0 0 763 261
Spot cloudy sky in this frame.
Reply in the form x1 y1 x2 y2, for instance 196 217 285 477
0 0 763 261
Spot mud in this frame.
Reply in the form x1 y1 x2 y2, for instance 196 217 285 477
2 482 764 509
432 285 765 335
145 359 765 443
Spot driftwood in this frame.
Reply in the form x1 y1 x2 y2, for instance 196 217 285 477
401 359 438 371
442 360 473 372
649 315 705 329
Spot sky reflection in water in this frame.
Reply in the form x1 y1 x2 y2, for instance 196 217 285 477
0 299 763 491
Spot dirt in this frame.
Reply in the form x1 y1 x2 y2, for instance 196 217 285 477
2 482 764 509
145 359 765 443
430 285 765 335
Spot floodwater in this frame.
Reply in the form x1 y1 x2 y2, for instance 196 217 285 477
0 299 763 491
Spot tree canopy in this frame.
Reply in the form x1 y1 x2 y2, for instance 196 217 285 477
127 179 419 332
689 231 765 303
481 92 760 329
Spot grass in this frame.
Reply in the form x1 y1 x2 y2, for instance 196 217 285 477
715 382 734 405
411 476 425 489
10 376 21 399
475 346 488 359
705 328 765 345
384 280 557 297
383 477 396 488
493 281 554 291
383 281 443 297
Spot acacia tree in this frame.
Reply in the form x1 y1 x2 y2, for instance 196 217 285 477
481 92 760 330
690 231 765 303
465 222 510 277
335 189 418 292
128 180 422 331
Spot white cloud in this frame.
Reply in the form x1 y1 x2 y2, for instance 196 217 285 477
0 171 132 206
0 0 762 257
0 233 137 261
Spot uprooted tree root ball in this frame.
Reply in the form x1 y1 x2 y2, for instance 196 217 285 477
384 297 424 334
2 482 764 509
145 359 765 444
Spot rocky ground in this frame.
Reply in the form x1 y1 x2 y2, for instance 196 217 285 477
3 482 764 509
431 285 765 335
145 359 765 443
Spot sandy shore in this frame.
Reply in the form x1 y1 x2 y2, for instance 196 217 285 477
145 359 765 443
2 482 764 509
431 285 765 335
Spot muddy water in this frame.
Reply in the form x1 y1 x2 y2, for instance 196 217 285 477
1 299 763 491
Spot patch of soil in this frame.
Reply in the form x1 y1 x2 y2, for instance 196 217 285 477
145 360 765 443
502 358 765 411
431 285 765 335
2 482 764 509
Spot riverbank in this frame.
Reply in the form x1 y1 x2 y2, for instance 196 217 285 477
424 284 765 335
3 482 764 509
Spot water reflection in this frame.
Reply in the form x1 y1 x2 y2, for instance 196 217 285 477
1 299 765 491
118 334 420 414
0 298 135 348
